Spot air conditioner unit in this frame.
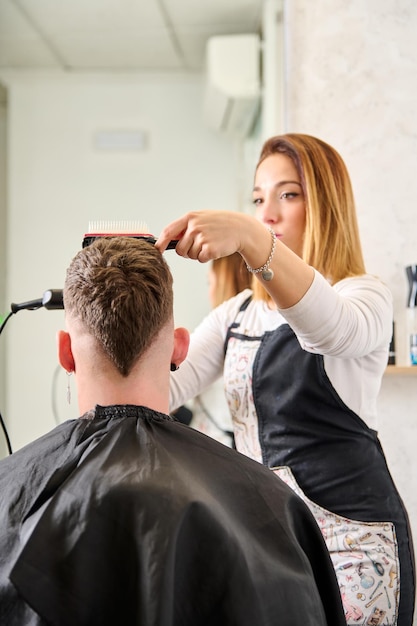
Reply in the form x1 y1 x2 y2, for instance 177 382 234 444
203 34 261 139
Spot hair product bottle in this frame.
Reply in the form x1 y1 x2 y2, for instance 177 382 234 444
405 265 417 365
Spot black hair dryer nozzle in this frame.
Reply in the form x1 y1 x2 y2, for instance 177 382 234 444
10 289 64 313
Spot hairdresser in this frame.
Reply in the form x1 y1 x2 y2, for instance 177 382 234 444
156 133 415 626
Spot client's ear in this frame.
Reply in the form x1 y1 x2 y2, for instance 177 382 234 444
57 330 75 373
171 327 190 368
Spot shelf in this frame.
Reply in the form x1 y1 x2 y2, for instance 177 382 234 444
385 365 417 376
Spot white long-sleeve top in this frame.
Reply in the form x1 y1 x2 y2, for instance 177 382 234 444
170 270 393 430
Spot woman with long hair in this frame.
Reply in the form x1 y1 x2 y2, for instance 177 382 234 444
157 133 415 625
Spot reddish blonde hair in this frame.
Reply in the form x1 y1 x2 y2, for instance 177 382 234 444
252 133 366 301
211 253 252 308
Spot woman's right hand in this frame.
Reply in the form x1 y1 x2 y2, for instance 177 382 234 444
156 209 314 309
155 210 257 263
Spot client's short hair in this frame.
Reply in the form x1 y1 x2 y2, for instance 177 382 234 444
64 237 173 376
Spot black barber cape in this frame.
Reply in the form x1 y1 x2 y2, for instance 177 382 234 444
0 405 345 626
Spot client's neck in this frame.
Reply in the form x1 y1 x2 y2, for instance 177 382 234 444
75 359 170 417
67 322 174 418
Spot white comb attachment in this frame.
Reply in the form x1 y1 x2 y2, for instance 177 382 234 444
87 220 151 236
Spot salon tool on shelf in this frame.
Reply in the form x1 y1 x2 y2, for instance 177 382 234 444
406 264 417 365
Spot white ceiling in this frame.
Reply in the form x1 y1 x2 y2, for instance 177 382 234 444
0 0 263 72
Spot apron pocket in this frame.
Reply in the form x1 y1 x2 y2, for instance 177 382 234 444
272 466 399 626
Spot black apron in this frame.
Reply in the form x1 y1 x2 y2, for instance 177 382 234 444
226 300 415 626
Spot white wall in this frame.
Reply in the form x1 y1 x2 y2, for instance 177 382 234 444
0 72 244 449
284 0 417 613
285 0 417 361
0 86 7 458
